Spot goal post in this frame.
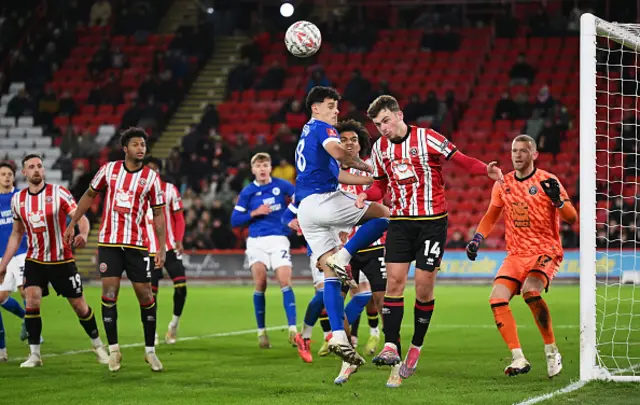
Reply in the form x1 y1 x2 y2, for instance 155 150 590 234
580 13 640 382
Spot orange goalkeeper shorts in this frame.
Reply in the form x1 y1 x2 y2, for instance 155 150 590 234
494 254 561 293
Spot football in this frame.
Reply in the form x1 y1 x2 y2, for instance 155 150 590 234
285 20 322 58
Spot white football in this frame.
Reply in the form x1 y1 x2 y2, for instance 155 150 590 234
285 21 321 58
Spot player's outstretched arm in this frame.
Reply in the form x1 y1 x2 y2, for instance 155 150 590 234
172 209 185 254
338 170 374 186
281 203 300 233
64 188 97 246
324 142 373 173
0 219 26 275
449 150 503 182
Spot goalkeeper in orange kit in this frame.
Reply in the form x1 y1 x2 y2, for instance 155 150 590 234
465 135 577 378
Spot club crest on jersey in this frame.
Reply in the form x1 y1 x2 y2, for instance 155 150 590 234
410 148 418 156
272 187 280 196
45 196 53 203
529 186 538 195
505 187 511 194
326 128 338 138
139 179 147 186
99 262 108 273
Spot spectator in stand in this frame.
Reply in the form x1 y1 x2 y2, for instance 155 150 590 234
101 73 123 105
271 158 296 184
165 147 182 185
560 222 578 248
88 39 112 73
226 58 255 95
60 126 80 157
228 134 252 166
58 91 77 117
257 60 285 90
156 69 177 106
111 47 128 69
7 89 32 118
211 219 236 249
38 87 59 128
537 119 561 155
77 130 99 158
138 74 158 101
305 67 330 94
532 85 555 118
522 109 545 141
121 99 142 128
285 100 307 133
445 230 467 249
198 103 219 133
90 0 112 27
493 91 518 121
509 53 535 86
87 84 103 106
344 69 371 111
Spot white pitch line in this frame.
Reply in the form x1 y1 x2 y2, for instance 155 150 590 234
512 363 640 405
9 324 290 362
512 380 588 405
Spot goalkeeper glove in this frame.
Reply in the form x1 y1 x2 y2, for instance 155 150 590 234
540 178 564 208
465 233 484 261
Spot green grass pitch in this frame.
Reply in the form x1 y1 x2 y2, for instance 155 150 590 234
0 285 638 404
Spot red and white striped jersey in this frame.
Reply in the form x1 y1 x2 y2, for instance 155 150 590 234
142 181 183 254
90 161 165 249
339 164 386 249
11 184 77 263
372 126 457 218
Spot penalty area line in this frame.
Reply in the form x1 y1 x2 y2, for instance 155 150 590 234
10 324 290 362
512 380 587 405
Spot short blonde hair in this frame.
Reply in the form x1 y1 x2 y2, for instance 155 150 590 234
250 152 271 166
513 134 537 152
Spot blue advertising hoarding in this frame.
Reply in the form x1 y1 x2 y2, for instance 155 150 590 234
409 249 638 279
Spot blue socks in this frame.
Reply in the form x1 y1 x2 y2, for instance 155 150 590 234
0 311 4 349
1 297 25 319
345 291 372 324
303 289 324 327
281 286 297 327
253 291 266 329
344 218 389 255
323 278 345 331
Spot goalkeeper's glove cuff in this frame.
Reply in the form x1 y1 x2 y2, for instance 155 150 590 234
471 233 484 244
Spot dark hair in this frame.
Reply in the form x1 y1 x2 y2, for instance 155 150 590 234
0 161 15 174
305 86 341 112
144 156 163 172
335 119 372 159
120 127 148 148
22 154 42 167
367 95 401 120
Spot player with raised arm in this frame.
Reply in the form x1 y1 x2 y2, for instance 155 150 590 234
230 152 298 348
294 86 390 371
0 154 109 367
0 162 29 360
64 128 166 372
141 157 187 345
465 134 577 378
359 95 503 387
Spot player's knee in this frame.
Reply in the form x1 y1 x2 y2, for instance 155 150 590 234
174 284 187 298
70 298 89 316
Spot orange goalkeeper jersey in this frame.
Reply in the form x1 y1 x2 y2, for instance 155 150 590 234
490 168 570 259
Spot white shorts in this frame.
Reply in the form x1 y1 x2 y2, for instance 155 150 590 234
298 190 370 265
0 253 26 292
310 256 323 286
246 235 292 272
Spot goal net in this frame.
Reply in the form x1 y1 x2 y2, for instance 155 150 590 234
581 13 640 382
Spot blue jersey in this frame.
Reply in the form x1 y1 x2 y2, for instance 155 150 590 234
231 178 295 238
294 118 341 202
0 188 27 257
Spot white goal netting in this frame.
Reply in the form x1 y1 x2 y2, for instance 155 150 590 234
592 18 640 379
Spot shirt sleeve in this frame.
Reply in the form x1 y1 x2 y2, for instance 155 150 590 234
170 184 183 211
59 186 78 215
234 187 251 213
490 181 504 208
90 164 108 192
11 193 21 221
148 175 165 208
319 125 341 149
425 129 457 160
